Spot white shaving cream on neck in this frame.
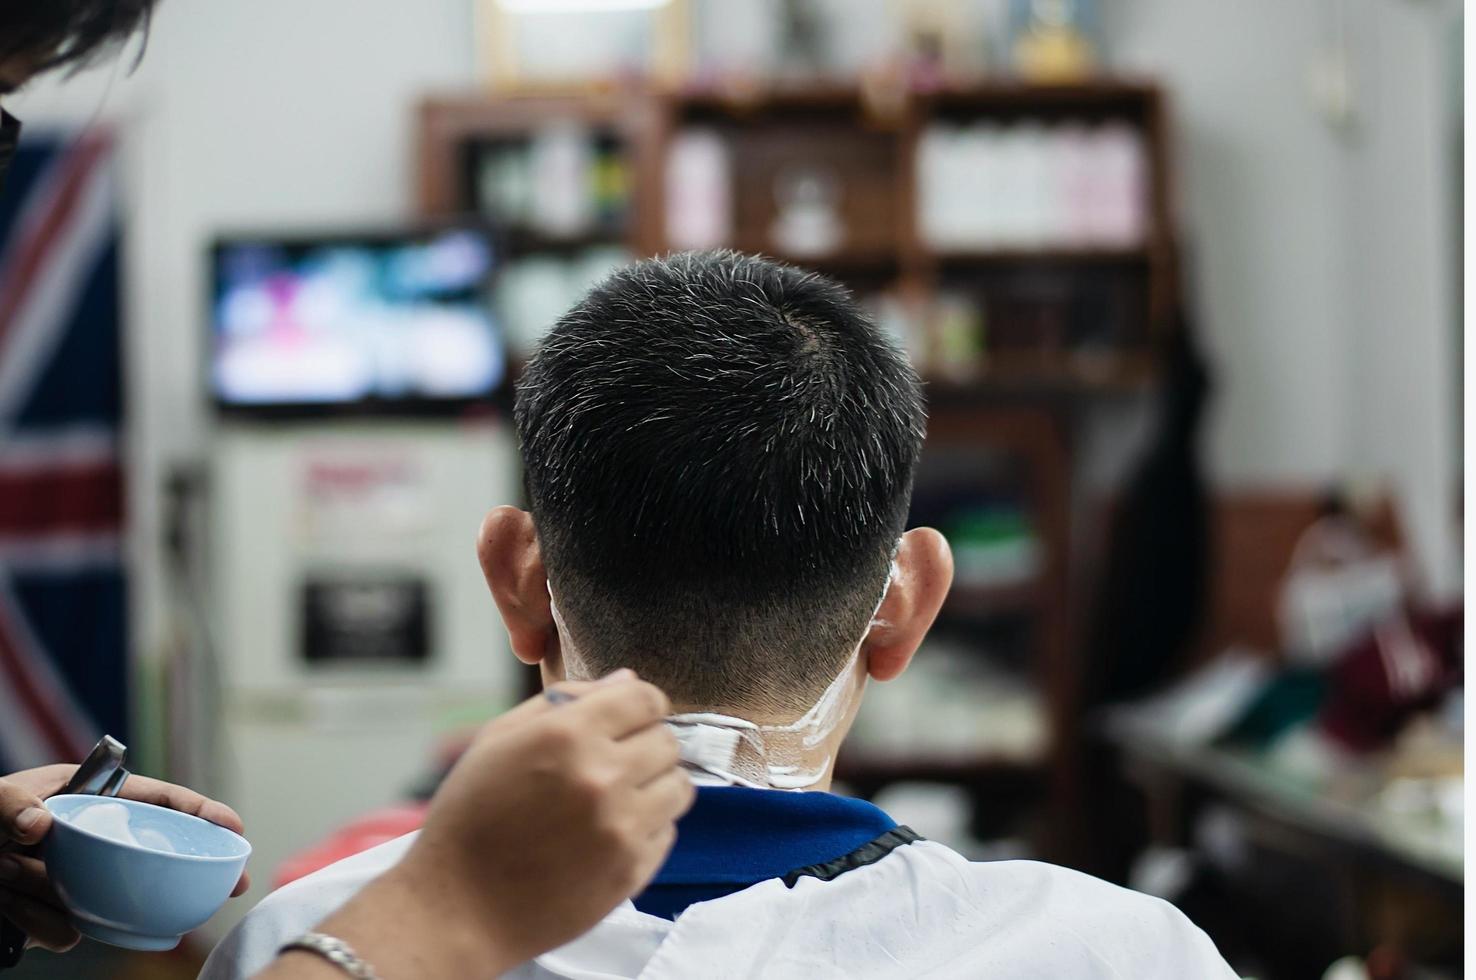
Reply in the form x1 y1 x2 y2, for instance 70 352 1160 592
547 558 897 791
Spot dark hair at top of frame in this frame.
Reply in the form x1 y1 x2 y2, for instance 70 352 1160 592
0 0 158 78
514 251 925 705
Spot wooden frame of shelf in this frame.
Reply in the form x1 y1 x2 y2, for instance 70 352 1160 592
418 81 1178 366
659 84 1173 383
921 404 1075 857
415 89 667 254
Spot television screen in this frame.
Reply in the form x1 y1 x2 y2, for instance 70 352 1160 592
210 228 506 414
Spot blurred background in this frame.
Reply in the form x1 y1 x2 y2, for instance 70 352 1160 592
1 0 1463 977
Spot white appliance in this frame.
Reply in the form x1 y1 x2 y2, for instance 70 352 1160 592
202 419 521 941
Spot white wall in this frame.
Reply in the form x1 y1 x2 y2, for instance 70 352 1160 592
1107 0 1352 482
1103 0 1461 596
1340 0 1462 597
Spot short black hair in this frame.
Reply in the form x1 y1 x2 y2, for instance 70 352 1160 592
0 0 157 79
516 251 925 711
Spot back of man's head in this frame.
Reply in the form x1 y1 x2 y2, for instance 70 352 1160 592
516 251 925 713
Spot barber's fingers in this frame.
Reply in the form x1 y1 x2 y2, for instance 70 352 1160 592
115 774 244 836
0 766 246 841
630 767 696 832
112 776 252 896
0 855 59 905
649 820 678 854
612 724 682 788
564 678 672 740
0 776 50 846
0 889 78 953
635 820 679 883
612 819 678 903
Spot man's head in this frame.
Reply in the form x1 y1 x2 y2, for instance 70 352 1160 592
479 251 952 720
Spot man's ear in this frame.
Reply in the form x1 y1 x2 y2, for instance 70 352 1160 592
863 527 954 682
476 505 554 666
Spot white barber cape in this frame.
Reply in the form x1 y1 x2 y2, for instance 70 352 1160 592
200 830 1237 979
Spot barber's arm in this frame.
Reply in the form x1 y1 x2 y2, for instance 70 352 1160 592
255 671 693 980
0 769 250 953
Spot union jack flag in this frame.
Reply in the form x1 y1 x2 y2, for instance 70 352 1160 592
0 130 126 772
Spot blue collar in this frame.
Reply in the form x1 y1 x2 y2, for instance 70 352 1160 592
634 786 898 919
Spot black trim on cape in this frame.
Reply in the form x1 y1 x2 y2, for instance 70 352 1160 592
780 826 924 888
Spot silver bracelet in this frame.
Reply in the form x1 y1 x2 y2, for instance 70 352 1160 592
280 932 383 980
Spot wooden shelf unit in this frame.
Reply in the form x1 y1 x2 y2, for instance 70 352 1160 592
416 81 1180 864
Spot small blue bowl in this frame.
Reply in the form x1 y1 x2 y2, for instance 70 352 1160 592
43 794 251 951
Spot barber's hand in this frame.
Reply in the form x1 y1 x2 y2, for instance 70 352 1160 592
381 671 693 968
0 768 250 953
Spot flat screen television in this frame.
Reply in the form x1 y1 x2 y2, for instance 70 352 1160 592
210 227 507 417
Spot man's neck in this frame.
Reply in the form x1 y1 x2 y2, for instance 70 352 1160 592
663 708 846 793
